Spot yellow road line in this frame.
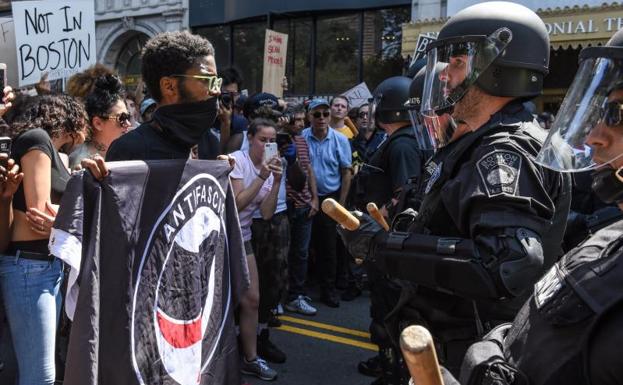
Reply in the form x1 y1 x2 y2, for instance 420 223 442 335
279 315 371 339
276 324 378 352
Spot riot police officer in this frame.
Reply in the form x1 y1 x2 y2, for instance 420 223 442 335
350 76 430 215
455 27 623 385
349 75 431 385
340 1 572 377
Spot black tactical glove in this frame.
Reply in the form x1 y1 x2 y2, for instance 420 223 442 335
337 211 384 260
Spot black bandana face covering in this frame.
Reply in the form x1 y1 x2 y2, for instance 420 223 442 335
592 166 623 204
152 98 219 147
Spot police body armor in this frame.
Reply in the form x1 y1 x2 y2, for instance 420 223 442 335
349 126 420 211
461 219 623 385
378 102 571 373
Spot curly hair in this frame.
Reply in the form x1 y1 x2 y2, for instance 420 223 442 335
85 74 126 123
9 94 88 140
66 64 117 99
141 31 215 102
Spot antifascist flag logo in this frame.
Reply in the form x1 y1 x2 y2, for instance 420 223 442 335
131 174 231 385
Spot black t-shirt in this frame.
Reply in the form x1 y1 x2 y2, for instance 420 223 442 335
11 128 70 212
106 122 190 161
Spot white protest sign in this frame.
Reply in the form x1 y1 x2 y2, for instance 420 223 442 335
12 0 96 86
0 17 18 87
411 34 436 65
262 29 288 98
343 82 372 108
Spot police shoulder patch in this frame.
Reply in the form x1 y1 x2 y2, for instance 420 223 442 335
476 150 522 197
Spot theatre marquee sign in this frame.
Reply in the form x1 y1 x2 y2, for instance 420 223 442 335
402 4 623 55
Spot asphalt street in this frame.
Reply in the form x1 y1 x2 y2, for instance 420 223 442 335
243 290 377 385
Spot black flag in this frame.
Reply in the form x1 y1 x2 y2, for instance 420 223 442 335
50 160 249 385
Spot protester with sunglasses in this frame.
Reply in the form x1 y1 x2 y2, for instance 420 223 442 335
302 99 352 308
69 74 130 168
351 104 386 166
96 31 223 162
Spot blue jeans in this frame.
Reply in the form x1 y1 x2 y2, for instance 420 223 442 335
287 203 313 299
0 255 63 385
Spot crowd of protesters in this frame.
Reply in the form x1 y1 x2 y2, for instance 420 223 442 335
0 30 395 385
0 19 614 385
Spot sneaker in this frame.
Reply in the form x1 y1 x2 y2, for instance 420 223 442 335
276 303 284 315
285 295 317 315
257 329 286 363
321 290 340 308
241 356 277 381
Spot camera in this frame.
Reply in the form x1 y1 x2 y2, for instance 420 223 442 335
219 92 234 108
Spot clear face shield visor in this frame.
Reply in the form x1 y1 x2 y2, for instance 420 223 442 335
419 28 512 150
535 49 623 172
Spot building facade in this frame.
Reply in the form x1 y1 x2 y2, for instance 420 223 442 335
403 0 623 112
95 0 189 90
190 0 412 97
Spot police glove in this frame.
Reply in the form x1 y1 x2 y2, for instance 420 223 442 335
337 211 384 261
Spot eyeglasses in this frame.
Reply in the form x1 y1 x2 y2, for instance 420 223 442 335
358 112 369 118
172 74 223 93
312 111 331 119
102 112 132 125
603 101 623 126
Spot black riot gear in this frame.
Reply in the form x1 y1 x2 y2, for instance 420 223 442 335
434 1 549 99
371 76 413 125
421 2 549 119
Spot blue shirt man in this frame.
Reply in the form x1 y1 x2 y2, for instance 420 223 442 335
301 98 352 308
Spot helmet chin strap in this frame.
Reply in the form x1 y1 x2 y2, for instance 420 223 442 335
592 166 623 204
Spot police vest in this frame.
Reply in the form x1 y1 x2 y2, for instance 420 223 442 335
503 219 623 385
349 127 419 211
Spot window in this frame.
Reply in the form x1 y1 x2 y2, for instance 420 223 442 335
195 25 231 73
315 14 360 95
362 8 411 91
233 22 265 94
274 18 313 96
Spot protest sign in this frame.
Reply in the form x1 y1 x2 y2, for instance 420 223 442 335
262 29 288 98
343 82 373 108
411 34 436 65
0 17 18 87
11 0 96 86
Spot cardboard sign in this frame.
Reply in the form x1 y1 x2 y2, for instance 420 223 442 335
343 82 373 108
12 0 96 86
0 17 18 87
411 34 436 64
262 29 288 98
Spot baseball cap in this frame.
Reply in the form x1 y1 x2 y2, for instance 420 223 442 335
308 98 330 111
243 92 280 118
139 98 157 116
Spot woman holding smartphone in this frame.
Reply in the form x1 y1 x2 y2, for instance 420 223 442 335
229 118 282 381
0 94 87 385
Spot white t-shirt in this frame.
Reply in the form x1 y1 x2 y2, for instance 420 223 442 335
229 150 275 241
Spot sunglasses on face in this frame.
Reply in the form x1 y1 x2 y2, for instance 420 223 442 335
603 101 623 126
172 74 223 93
102 112 132 125
358 111 369 118
312 111 330 119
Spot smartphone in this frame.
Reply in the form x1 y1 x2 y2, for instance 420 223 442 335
276 133 292 148
263 142 279 163
0 63 6 109
0 137 11 155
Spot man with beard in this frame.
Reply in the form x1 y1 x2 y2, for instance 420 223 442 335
451 27 623 385
103 31 222 162
339 2 571 381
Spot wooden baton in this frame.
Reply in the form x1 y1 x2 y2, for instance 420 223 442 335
399 325 444 385
366 202 390 231
321 198 360 231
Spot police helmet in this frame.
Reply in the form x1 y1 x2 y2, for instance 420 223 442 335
421 2 549 116
536 28 623 202
370 76 412 126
